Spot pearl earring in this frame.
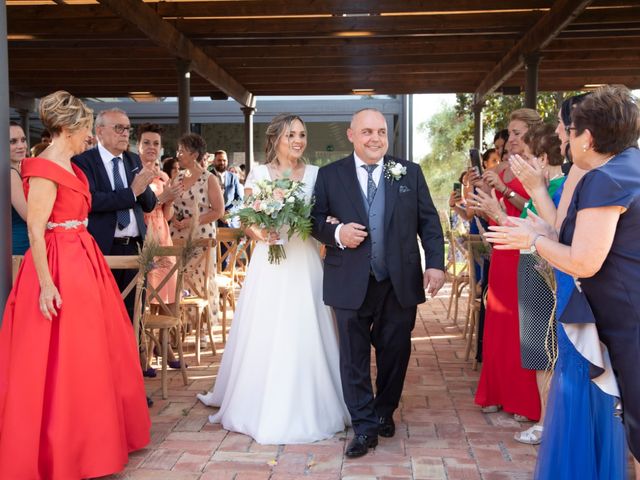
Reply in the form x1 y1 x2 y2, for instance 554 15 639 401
582 144 588 152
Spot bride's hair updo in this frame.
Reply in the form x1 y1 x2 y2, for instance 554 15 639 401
264 113 306 165
39 90 93 136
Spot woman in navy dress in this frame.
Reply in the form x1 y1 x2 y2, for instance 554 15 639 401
486 85 640 477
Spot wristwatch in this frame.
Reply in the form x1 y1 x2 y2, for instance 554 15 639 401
529 234 543 254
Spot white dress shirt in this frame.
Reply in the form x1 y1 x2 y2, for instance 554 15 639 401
97 142 140 238
334 153 384 247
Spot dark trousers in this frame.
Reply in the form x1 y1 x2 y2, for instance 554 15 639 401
109 239 142 322
334 276 417 437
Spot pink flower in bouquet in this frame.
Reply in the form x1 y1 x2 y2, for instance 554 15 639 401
272 188 286 202
252 199 263 211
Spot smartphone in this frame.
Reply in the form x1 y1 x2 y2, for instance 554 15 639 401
453 182 462 195
469 148 483 175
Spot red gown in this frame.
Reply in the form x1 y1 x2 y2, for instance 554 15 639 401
474 173 541 420
0 158 150 479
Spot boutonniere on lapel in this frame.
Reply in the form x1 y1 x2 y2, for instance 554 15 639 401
384 161 407 182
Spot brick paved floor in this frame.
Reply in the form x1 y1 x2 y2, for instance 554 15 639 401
105 286 541 479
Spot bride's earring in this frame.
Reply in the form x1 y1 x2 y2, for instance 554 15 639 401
582 144 589 152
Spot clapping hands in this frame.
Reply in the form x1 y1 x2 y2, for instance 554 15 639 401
131 166 155 196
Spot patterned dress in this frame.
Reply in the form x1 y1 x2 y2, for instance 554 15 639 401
170 169 218 324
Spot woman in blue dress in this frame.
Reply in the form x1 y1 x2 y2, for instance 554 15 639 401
9 121 29 254
487 85 639 478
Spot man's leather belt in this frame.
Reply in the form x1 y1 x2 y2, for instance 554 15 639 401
113 236 141 246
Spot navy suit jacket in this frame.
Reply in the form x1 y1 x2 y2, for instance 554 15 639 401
222 171 244 211
72 147 157 254
311 154 444 310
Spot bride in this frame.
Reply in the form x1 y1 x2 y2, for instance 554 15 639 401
197 113 350 444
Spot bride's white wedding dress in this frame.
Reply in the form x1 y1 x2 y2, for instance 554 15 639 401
205 164 350 444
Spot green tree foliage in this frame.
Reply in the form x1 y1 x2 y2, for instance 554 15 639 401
418 104 472 210
455 91 579 150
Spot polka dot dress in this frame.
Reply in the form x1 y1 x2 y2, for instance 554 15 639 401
171 170 219 324
517 252 557 371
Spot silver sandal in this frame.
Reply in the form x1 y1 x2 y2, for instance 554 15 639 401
514 424 543 445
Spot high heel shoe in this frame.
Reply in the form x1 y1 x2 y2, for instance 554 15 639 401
196 390 216 407
168 360 187 369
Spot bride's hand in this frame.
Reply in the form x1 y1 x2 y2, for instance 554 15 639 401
326 215 340 225
265 229 281 245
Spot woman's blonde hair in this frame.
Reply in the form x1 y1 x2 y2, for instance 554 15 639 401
264 113 306 165
509 108 542 130
39 90 93 136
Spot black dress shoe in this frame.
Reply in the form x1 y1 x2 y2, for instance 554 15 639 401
345 434 378 458
378 416 395 438
146 396 154 408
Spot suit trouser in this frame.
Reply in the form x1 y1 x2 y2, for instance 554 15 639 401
334 276 417 437
109 239 142 322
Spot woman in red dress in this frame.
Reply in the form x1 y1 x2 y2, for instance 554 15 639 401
471 108 542 421
0 91 150 479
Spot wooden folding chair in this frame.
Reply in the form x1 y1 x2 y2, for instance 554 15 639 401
138 245 189 399
175 238 217 365
232 236 254 288
11 255 24 285
103 255 144 346
445 217 469 323
216 228 244 343
463 234 489 368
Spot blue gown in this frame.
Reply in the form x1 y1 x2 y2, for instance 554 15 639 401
534 270 626 479
535 148 640 478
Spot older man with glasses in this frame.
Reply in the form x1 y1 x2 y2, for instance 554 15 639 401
72 108 156 322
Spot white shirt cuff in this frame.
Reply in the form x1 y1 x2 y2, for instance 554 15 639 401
334 223 345 249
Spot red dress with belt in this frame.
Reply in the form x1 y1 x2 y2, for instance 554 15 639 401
474 173 541 420
0 158 150 479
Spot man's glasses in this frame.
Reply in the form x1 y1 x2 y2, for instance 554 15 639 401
109 124 132 135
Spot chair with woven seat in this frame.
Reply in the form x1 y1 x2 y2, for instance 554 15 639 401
175 237 217 365
216 228 245 343
136 245 189 399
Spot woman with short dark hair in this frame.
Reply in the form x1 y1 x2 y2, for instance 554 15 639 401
488 84 640 479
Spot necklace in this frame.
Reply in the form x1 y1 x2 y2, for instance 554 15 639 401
549 173 563 181
596 155 615 168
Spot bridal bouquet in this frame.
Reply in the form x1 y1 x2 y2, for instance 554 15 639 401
232 177 313 264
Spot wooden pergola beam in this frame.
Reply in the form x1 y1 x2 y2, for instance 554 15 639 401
96 0 255 108
474 0 593 105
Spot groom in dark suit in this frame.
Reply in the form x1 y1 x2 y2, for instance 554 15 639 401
311 108 445 458
72 108 156 319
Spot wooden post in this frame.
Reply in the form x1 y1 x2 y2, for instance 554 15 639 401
0 0 12 314
241 106 256 175
177 59 191 135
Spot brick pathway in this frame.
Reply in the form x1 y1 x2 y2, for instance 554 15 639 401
106 287 540 479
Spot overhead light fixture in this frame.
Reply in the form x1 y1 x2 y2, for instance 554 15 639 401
334 31 374 37
129 91 158 102
584 84 606 88
337 13 373 17
7 34 36 40
352 89 375 95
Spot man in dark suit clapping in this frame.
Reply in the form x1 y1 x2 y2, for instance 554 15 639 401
72 108 156 319
312 108 445 458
